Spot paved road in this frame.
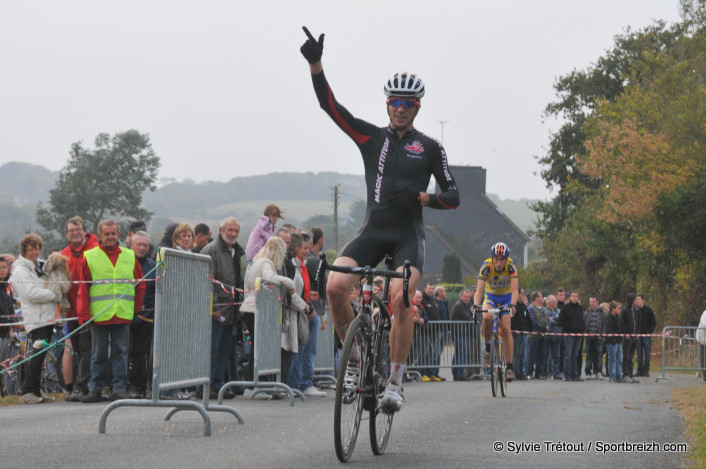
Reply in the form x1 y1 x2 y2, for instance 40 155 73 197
2 373 693 468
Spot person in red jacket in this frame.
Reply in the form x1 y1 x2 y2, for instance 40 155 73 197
76 219 144 402
60 216 99 401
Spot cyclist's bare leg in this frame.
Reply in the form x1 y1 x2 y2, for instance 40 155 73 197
500 315 514 364
388 266 420 373
482 313 493 344
63 338 74 389
325 256 360 342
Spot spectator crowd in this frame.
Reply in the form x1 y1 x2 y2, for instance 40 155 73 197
0 207 693 406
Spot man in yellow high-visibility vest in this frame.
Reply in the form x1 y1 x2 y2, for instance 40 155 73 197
77 219 144 402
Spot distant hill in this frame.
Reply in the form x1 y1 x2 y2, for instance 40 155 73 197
0 162 57 205
0 162 539 251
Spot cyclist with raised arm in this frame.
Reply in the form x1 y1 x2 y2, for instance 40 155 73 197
300 27 460 412
474 242 518 381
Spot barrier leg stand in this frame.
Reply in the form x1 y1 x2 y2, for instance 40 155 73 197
100 398 213 436
655 334 673 384
165 383 245 424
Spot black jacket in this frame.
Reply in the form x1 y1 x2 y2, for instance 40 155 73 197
0 275 15 338
422 291 441 321
559 302 585 333
637 305 656 334
451 300 472 322
511 301 532 332
604 313 623 345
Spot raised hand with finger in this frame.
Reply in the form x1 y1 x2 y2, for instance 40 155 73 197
300 26 325 64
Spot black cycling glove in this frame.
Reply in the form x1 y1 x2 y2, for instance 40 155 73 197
301 26 325 64
387 189 420 210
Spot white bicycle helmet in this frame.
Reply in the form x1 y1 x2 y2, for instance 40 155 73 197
384 72 425 99
490 242 510 260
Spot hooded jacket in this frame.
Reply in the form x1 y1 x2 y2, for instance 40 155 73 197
620 293 638 335
9 256 61 333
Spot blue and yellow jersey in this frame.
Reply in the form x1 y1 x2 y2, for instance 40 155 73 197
477 257 518 296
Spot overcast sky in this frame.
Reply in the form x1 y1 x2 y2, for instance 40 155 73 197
0 1 683 201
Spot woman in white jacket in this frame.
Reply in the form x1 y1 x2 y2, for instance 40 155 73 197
241 237 307 392
9 234 61 404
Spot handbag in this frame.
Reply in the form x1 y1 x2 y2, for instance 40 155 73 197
297 310 310 345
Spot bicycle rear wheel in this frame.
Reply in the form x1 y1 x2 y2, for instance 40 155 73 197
334 316 367 462
369 298 393 455
1 338 22 396
490 337 497 397
499 341 507 397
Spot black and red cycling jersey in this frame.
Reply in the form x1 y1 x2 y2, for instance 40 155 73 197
310 71 460 271
311 72 460 216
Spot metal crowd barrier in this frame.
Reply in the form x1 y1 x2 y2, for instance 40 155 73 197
657 326 706 383
407 320 483 378
218 278 304 406
99 248 243 437
313 309 336 387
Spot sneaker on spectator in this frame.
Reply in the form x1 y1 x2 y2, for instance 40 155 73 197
110 391 131 401
81 391 103 403
303 386 327 397
421 375 432 382
65 388 84 402
40 392 56 403
21 393 43 404
243 388 272 400
431 375 445 382
380 381 404 413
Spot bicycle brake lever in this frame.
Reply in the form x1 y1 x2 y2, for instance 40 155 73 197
402 261 411 308
315 252 327 298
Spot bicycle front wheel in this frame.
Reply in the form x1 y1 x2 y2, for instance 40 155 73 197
490 338 498 397
499 340 507 397
369 298 393 455
334 316 367 462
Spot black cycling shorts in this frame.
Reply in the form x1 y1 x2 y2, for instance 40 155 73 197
339 209 424 272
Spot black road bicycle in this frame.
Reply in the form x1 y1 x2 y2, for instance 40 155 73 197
316 254 411 463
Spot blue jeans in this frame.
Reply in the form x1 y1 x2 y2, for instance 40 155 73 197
211 321 234 392
89 324 130 394
452 333 468 379
563 335 582 380
545 338 562 376
606 343 623 381
636 337 652 376
512 332 527 377
290 314 320 390
427 328 443 377
527 336 545 378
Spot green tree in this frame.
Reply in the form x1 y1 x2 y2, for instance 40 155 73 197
36 130 160 245
530 10 706 325
531 21 685 240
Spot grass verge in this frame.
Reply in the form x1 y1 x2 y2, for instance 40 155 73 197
672 386 706 467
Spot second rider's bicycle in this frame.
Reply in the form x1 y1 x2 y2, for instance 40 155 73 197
316 254 411 463
476 306 510 398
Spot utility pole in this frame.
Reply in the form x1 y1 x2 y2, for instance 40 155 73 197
333 184 339 251
439 120 449 144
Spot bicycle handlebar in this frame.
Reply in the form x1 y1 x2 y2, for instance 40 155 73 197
314 253 412 308
473 305 512 315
